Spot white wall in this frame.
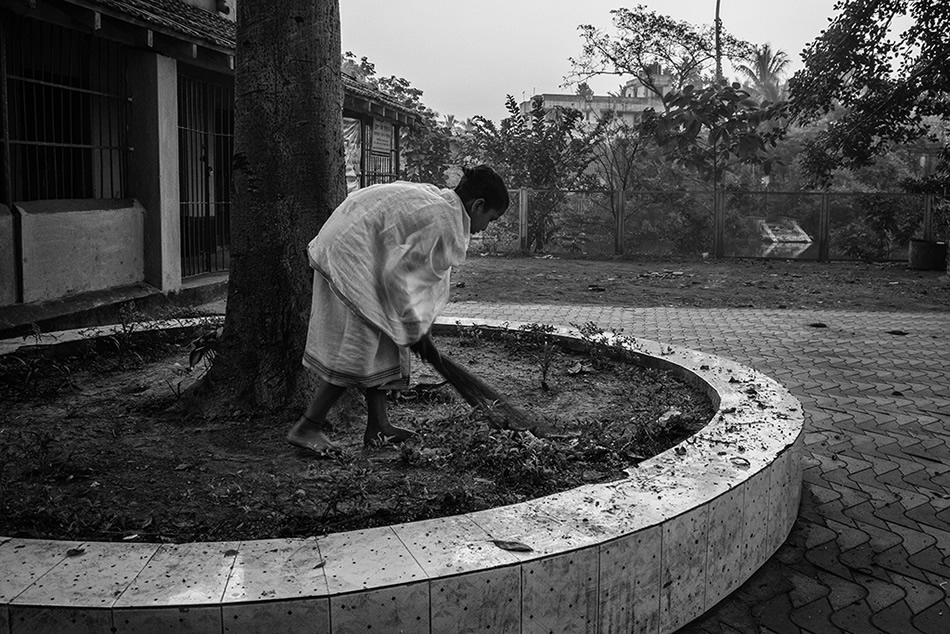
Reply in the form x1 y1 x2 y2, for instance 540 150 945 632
18 201 145 303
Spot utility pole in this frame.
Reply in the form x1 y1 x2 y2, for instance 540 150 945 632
715 0 723 82
713 0 724 257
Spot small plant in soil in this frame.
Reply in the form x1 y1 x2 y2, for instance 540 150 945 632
0 322 714 543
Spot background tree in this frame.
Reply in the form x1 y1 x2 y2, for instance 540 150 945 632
641 82 789 185
465 95 605 251
204 0 346 409
736 43 790 103
790 0 950 188
569 5 752 103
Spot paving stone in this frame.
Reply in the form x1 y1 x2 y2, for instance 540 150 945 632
886 522 938 555
829 600 878 634
913 599 950 634
825 519 870 552
814 569 867 611
806 540 857 581
872 598 920 633
790 597 840 634
886 571 945 614
858 572 907 613
907 504 950 534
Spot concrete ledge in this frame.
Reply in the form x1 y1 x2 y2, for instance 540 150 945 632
0 317 804 634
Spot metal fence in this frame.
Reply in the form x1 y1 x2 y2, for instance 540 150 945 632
178 68 234 277
1 12 129 202
468 188 949 262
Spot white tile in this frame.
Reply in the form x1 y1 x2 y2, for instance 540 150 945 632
9 605 112 633
787 441 805 530
466 496 610 562
431 566 520 633
222 538 328 602
741 468 772 574
521 548 599 633
0 538 84 603
329 582 428 634
630 526 662 634
318 526 426 595
768 451 793 554
114 542 239 607
598 535 636 633
704 487 745 608
11 541 158 608
659 505 709 633
222 598 329 633
392 515 519 577
112 605 222 633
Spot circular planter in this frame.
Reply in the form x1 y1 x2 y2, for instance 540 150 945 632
908 238 948 271
0 317 804 634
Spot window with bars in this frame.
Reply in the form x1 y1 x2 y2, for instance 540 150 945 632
1 14 129 202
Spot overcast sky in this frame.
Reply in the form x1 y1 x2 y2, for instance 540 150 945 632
339 0 840 122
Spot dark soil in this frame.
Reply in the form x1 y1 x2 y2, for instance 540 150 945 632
0 323 713 543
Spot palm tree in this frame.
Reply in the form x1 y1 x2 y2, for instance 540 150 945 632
737 43 790 103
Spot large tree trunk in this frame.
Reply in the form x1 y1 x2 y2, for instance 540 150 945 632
206 0 346 408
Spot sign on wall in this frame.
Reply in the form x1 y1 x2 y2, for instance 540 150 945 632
371 120 393 154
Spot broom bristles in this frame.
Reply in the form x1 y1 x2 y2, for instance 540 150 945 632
419 346 546 434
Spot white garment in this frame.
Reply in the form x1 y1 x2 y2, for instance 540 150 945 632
307 181 471 346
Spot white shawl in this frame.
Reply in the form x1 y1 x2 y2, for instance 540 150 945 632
307 182 470 346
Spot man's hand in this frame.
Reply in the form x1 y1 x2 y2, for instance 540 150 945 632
409 333 441 365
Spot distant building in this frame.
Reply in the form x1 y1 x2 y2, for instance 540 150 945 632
520 76 673 126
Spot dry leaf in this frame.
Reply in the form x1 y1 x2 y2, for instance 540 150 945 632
491 539 533 552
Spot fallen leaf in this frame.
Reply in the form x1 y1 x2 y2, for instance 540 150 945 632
223 549 239 557
491 539 533 552
66 548 85 557
730 457 751 469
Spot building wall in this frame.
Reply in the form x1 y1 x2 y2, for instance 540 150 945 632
0 205 15 305
18 201 145 303
128 51 181 293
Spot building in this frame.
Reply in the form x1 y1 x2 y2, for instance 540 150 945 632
520 76 672 126
0 0 419 310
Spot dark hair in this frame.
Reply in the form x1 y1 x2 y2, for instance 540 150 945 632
454 165 509 212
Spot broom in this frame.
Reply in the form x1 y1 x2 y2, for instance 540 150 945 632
411 334 548 435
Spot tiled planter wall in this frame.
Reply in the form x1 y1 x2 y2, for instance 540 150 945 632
0 318 804 633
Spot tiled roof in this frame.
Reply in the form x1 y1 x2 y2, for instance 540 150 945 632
72 0 235 50
65 0 420 124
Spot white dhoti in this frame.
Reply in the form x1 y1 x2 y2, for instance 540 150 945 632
303 181 471 390
302 272 410 389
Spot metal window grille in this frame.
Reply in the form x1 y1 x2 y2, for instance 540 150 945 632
2 14 129 201
178 68 233 277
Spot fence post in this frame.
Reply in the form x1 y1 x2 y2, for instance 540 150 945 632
818 192 830 261
614 189 625 255
923 193 934 241
518 188 529 253
713 189 724 258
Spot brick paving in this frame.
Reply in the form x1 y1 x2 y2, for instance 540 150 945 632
442 302 950 634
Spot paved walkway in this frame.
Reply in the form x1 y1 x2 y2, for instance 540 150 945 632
443 302 950 634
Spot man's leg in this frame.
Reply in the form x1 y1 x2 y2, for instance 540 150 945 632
364 387 415 446
287 379 347 453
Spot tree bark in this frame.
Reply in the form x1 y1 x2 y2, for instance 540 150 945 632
206 0 346 409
